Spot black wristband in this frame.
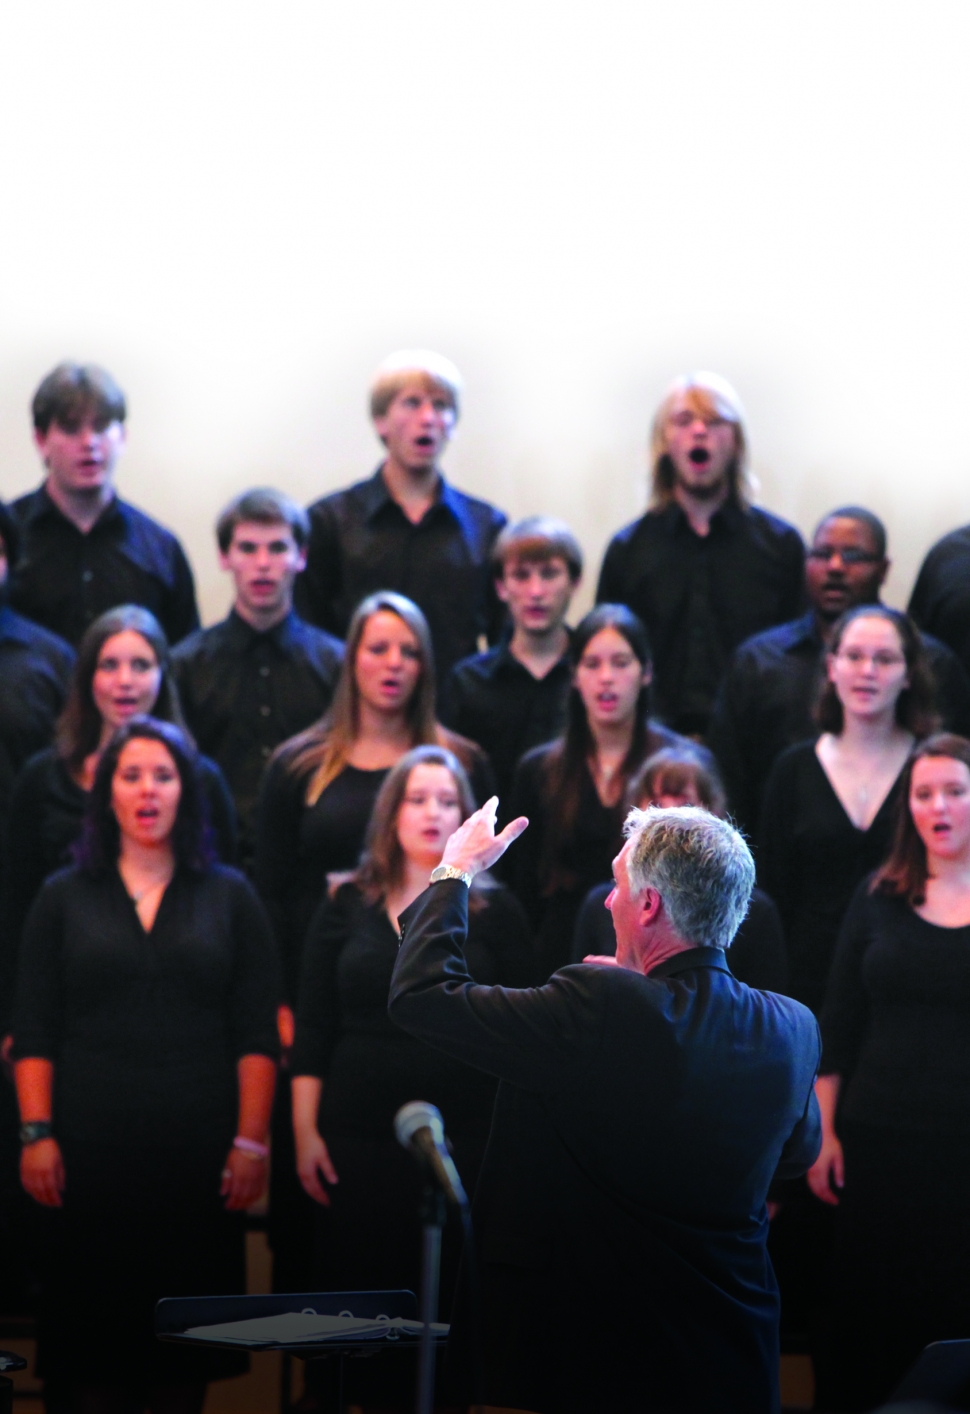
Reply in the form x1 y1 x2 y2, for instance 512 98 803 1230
19 1120 53 1146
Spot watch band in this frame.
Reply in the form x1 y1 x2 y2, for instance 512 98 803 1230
20 1120 53 1146
429 865 473 888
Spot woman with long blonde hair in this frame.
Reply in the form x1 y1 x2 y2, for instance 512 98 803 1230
254 590 492 1009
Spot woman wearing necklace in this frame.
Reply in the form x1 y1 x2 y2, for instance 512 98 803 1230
291 745 533 1411
505 603 705 979
11 718 279 1414
759 604 936 1017
808 734 970 1409
758 604 935 1372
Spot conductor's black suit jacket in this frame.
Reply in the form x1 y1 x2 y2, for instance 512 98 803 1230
390 880 822 1414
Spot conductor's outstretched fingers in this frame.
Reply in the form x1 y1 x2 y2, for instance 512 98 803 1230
441 796 529 878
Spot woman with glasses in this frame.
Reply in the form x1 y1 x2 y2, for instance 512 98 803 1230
758 604 936 1371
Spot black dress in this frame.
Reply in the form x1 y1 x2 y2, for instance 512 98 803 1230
570 882 789 993
1 747 237 1027
11 864 280 1386
817 886 970 1410
758 741 906 1361
758 741 905 1016
293 881 535 1404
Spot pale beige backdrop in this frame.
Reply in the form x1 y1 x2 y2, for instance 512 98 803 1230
0 1 967 627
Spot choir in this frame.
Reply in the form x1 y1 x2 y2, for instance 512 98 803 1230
3 350 970 1413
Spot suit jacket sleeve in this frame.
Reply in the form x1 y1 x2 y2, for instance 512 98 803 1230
772 1073 822 1182
389 879 604 1091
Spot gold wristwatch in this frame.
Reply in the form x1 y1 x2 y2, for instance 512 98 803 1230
429 865 473 888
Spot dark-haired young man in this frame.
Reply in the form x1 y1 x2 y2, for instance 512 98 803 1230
709 506 970 835
9 362 199 647
295 350 507 687
172 489 344 871
597 373 805 738
443 516 582 799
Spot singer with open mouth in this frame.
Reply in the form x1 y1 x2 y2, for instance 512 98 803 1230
595 372 804 739
290 745 534 1411
389 798 822 1414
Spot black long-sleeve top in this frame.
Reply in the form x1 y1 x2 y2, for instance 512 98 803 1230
908 523 970 680
293 467 507 685
443 636 573 802
9 486 199 648
820 883 970 1136
758 742 904 1016
293 881 536 1136
12 863 280 1146
1 747 237 1027
171 610 344 869
709 611 970 837
571 882 789 994
596 498 805 736
505 722 708 979
255 740 495 1004
0 606 74 832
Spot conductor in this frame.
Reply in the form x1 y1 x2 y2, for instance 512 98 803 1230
389 801 821 1414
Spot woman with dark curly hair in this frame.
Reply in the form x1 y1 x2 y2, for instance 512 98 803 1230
2 606 236 1021
12 717 279 1414
809 733 970 1409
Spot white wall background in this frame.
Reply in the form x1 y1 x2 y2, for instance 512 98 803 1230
1 1 967 625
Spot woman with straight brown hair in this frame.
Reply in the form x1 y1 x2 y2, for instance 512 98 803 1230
505 603 705 979
254 590 493 1009
808 733 970 1409
291 744 532 1411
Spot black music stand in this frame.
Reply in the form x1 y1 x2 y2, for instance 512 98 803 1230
155 1290 448 1414
885 1338 970 1409
0 1349 27 1414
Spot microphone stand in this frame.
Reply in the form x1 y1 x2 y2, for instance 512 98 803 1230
416 1183 448 1414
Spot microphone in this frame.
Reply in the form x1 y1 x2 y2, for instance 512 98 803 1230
394 1101 468 1208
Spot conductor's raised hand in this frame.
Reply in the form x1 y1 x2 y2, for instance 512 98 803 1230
440 797 528 878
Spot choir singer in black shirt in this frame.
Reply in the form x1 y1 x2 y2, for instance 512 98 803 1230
172 489 344 871
9 362 199 647
597 371 804 738
444 515 583 801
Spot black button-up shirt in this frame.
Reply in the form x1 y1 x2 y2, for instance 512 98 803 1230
596 499 805 736
0 605 74 832
708 610 970 837
9 485 199 647
172 609 344 868
294 467 507 685
908 523 970 679
443 637 574 801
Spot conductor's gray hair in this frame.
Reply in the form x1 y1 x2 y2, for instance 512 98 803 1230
622 806 755 950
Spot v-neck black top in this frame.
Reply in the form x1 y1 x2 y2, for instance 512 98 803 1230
11 864 280 1146
758 741 905 1014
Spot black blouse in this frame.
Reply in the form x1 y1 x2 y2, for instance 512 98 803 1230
255 743 497 1004
758 742 904 1015
1 747 237 1028
505 724 710 978
12 864 280 1146
293 882 536 1136
821 884 970 1136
